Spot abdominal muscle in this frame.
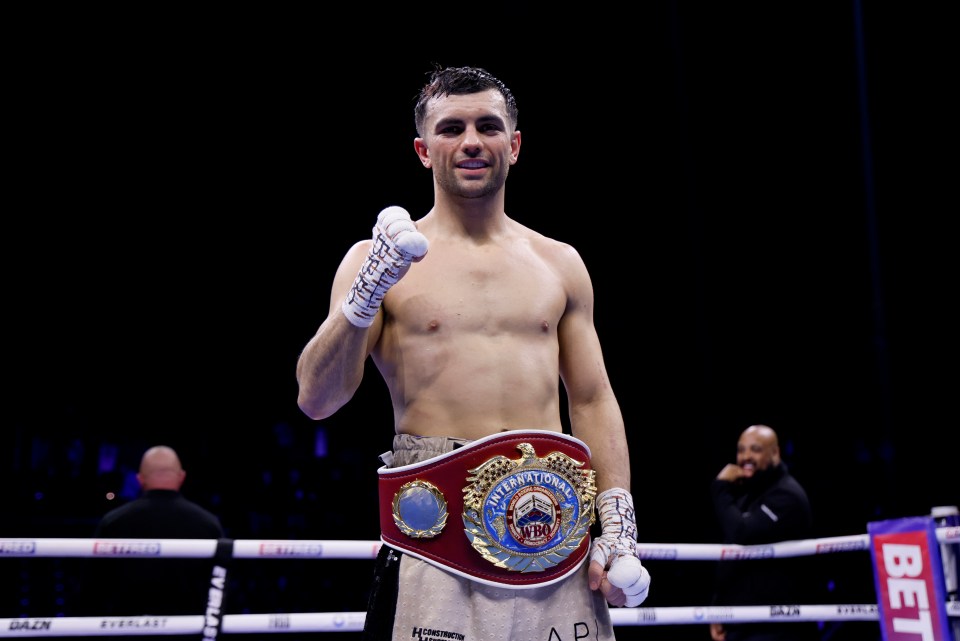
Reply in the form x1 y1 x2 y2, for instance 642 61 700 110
372 329 564 441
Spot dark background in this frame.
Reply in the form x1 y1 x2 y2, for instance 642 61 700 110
4 3 956 640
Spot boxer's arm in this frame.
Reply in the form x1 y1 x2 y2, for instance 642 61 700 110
296 207 427 420
551 243 650 607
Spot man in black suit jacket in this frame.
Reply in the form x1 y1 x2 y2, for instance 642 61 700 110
709 425 816 641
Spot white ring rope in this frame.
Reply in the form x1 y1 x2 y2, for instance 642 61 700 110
2 527 957 637
2 526 956 559
4 604 960 636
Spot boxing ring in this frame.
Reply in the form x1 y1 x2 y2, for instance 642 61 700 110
2 520 958 638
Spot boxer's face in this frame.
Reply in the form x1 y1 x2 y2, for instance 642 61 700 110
413 89 520 200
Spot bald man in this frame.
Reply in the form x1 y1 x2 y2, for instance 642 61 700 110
90 445 224 616
716 424 785 486
709 425 815 641
137 445 189 491
95 445 223 538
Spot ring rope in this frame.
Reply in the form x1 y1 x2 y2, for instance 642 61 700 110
2 526 956 559
3 604 960 636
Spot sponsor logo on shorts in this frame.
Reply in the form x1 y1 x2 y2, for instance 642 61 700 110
411 626 465 640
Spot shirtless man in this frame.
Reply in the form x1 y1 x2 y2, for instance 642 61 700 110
296 65 649 641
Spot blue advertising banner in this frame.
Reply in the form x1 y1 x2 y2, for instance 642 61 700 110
868 516 953 641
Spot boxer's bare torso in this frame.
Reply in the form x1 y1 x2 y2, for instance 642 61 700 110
336 215 586 441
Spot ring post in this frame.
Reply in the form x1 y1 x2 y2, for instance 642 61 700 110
868 514 954 641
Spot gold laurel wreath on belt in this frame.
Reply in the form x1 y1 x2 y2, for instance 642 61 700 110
392 480 448 538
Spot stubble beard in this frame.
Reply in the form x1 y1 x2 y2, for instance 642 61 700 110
436 165 509 200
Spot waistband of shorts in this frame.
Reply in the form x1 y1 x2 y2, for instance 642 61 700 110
379 434 471 468
377 429 596 589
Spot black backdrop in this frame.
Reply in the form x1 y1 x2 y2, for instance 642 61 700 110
5 3 956 640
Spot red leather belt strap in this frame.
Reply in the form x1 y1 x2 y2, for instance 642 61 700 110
378 429 595 588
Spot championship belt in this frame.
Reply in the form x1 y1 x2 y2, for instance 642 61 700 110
378 429 597 588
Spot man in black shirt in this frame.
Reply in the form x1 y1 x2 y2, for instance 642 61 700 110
710 425 816 641
91 444 224 616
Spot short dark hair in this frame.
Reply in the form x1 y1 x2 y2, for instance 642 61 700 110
414 65 518 137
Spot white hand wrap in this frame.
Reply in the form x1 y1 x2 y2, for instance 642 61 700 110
341 206 429 328
591 487 651 607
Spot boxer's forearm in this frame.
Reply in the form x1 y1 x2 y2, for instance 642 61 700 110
296 312 369 420
571 401 631 494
